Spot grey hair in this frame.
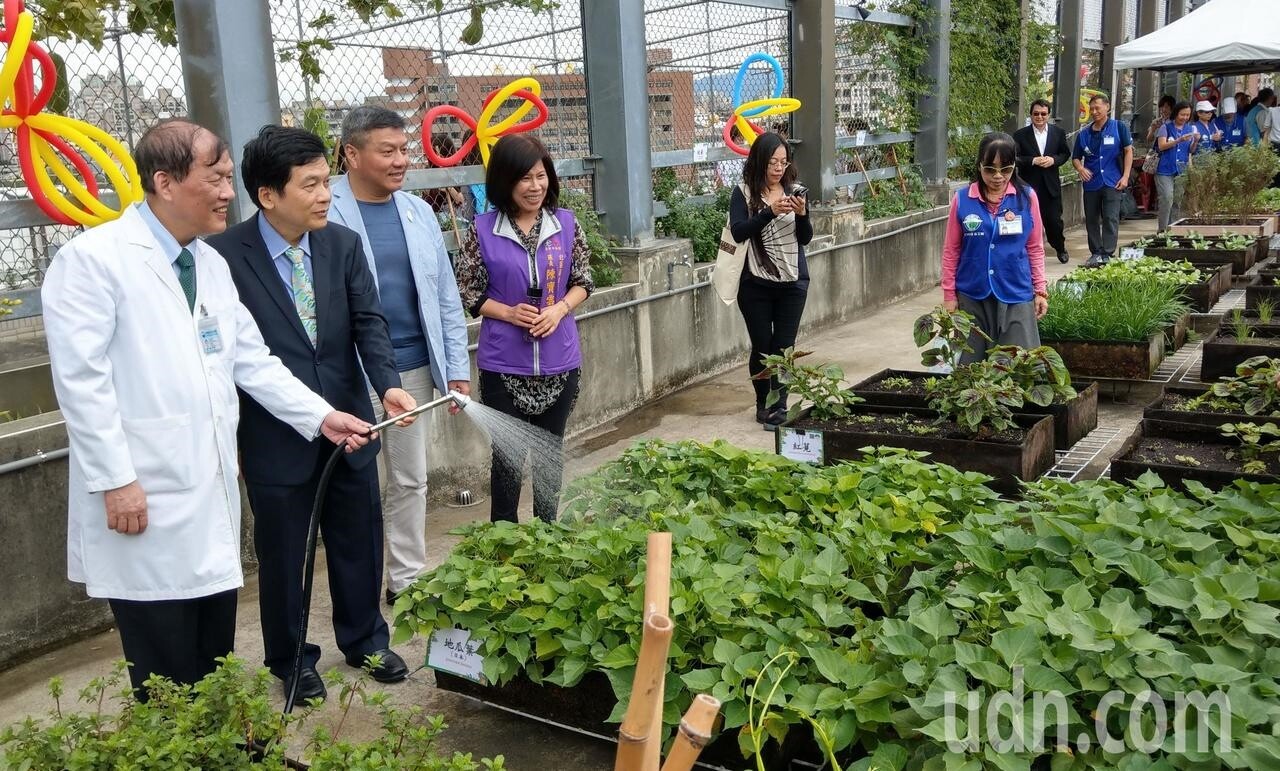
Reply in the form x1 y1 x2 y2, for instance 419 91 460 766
134 119 229 194
339 105 407 150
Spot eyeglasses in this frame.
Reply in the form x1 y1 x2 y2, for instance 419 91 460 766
980 164 1016 176
1031 111 1050 117
766 160 791 169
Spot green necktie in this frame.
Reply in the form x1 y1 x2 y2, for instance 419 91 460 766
176 247 196 313
286 246 318 346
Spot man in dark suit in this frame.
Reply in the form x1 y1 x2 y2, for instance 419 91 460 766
1013 99 1072 263
206 125 417 703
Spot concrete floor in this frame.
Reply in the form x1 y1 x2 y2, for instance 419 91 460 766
0 217 1161 769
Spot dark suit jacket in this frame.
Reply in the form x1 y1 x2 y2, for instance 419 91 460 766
1013 123 1071 200
207 215 400 486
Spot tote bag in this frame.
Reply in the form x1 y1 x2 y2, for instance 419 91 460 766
712 185 749 305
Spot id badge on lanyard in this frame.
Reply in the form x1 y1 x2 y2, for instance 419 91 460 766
198 304 224 355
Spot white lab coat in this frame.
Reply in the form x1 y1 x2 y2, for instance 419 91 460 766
41 205 334 601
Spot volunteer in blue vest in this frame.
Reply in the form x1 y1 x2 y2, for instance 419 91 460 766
1072 94 1133 267
1246 89 1275 146
1190 100 1225 155
1218 97 1246 148
941 132 1048 363
327 106 472 607
1154 101 1196 231
454 134 594 523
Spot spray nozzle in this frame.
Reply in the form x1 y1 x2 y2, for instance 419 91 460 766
448 390 471 410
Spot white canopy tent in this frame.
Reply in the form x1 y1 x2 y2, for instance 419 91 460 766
1113 0 1280 75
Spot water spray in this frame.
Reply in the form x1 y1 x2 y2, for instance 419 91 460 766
284 389 469 714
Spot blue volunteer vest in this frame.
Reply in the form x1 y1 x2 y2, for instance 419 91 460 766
1222 115 1246 147
1076 119 1127 191
1191 119 1221 154
1157 122 1194 176
954 187 1036 305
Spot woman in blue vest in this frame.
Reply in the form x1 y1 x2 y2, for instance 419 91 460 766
728 131 813 430
454 134 594 523
1218 97 1247 148
1154 101 1197 231
941 132 1048 363
1190 100 1224 155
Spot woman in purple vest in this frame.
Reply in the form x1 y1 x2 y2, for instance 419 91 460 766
454 135 594 523
940 132 1048 363
729 132 813 430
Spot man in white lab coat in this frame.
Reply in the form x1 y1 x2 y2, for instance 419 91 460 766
41 119 378 698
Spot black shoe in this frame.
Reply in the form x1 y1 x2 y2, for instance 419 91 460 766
285 666 326 704
1057 249 1069 264
346 648 409 683
1084 254 1105 268
761 408 787 432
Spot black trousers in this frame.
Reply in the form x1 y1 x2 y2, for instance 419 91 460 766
736 278 809 410
479 368 579 524
108 588 238 699
1033 185 1066 254
246 454 388 679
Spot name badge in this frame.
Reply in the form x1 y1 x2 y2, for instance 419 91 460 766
198 309 224 355
1102 136 1116 146
998 215 1024 236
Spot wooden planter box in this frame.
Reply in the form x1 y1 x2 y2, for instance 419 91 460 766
1168 216 1277 238
849 370 1098 451
1144 244 1256 276
1200 327 1280 381
1142 384 1280 435
1110 420 1279 491
777 404 1055 496
433 670 820 769
1165 311 1191 351
1180 263 1232 313
1043 333 1165 380
1245 273 1280 311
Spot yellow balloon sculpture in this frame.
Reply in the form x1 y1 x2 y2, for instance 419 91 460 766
0 0 141 226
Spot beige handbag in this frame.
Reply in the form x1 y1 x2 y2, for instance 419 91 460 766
712 185 750 305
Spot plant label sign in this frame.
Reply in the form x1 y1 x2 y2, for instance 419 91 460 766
692 142 710 162
779 427 824 464
427 628 487 684
1120 246 1144 261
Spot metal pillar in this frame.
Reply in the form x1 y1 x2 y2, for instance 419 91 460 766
174 0 282 224
916 0 951 184
1161 0 1185 99
1133 0 1160 128
1099 0 1128 114
1053 0 1085 129
791 0 836 200
582 0 653 245
1003 0 1031 133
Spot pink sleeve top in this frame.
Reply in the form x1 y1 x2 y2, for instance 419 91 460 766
941 183 1047 302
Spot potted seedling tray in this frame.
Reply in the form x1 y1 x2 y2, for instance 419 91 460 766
776 404 1055 496
433 670 822 770
1245 272 1280 311
1042 332 1165 381
1180 263 1232 313
848 369 1098 451
1110 419 1279 491
1168 216 1277 238
1201 327 1280 382
1142 383 1280 434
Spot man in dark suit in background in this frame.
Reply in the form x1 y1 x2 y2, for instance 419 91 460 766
207 126 416 703
1014 99 1072 263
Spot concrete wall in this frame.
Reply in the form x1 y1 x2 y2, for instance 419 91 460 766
0 201 948 669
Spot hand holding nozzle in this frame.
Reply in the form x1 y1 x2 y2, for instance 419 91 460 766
367 390 471 434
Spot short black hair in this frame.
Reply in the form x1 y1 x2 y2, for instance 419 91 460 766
134 119 229 195
1259 88 1276 104
1172 100 1193 119
1030 99 1051 114
240 125 328 208
1088 94 1110 106
486 134 559 217
1158 94 1176 111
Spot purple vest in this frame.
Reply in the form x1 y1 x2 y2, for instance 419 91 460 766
474 208 582 376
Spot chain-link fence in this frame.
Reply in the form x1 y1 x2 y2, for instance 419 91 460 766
270 0 593 222
0 19 182 305
643 0 791 198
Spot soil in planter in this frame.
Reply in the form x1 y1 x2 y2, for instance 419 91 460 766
1125 436 1280 476
858 377 933 398
793 411 1026 444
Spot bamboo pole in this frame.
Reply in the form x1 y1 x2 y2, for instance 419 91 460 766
851 147 877 197
642 532 673 770
888 145 909 196
659 694 722 771
614 612 674 771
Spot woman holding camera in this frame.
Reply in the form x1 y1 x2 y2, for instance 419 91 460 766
729 132 813 430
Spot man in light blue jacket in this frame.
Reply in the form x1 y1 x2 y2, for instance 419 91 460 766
329 106 472 604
